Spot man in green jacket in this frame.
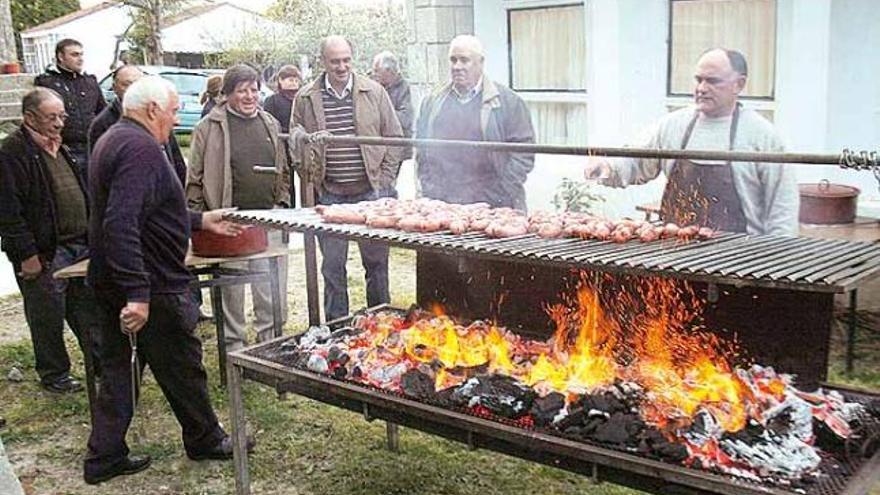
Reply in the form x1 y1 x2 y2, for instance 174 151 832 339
416 35 536 211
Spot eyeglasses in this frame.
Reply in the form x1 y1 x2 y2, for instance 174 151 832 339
27 111 68 123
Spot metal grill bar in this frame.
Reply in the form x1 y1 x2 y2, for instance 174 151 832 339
228 209 880 293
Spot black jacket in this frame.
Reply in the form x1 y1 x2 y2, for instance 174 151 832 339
35 65 106 150
88 98 187 172
263 92 294 133
0 126 87 268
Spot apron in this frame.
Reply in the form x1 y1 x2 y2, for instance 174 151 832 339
659 104 748 232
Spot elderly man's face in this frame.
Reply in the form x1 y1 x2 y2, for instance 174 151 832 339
323 41 353 89
155 92 180 144
227 80 260 116
693 51 745 118
449 44 483 92
25 97 66 139
371 63 394 87
113 67 143 102
58 45 84 73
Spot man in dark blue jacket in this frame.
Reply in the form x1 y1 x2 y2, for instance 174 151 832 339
0 87 93 393
35 39 106 183
84 76 248 485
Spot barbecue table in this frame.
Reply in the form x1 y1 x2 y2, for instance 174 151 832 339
224 207 880 495
53 246 288 419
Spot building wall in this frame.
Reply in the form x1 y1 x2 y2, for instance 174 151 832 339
161 5 283 54
459 0 880 216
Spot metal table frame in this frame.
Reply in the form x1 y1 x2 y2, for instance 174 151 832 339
53 247 287 421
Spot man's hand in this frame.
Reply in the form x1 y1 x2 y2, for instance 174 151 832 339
120 302 149 334
202 208 245 237
584 157 613 182
307 130 333 144
17 255 42 280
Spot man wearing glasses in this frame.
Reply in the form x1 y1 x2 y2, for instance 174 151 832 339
584 48 797 235
0 87 95 393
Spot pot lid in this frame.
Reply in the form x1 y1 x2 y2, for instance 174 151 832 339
799 180 860 198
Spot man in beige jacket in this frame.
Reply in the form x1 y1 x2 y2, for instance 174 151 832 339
290 35 403 320
186 64 290 350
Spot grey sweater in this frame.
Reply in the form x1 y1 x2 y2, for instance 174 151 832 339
602 106 799 235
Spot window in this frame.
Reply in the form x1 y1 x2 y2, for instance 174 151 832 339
668 0 776 99
508 4 586 92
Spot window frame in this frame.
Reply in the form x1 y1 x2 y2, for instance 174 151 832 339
666 0 779 101
506 2 588 94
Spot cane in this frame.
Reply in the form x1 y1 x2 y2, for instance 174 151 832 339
123 319 143 443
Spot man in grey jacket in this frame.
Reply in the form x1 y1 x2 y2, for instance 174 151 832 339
416 35 535 210
584 48 798 235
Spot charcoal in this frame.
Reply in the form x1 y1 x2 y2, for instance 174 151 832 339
451 375 536 419
638 429 688 462
401 369 436 400
582 416 604 435
351 366 363 379
868 399 880 418
590 412 645 446
327 346 344 362
306 354 328 373
332 365 348 379
556 406 585 431
434 386 461 408
368 362 408 386
530 392 565 427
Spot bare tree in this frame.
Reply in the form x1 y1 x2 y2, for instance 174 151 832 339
122 0 194 65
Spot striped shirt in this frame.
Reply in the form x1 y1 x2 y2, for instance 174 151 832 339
322 82 369 195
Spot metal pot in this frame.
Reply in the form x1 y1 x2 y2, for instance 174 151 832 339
191 225 268 257
798 180 860 225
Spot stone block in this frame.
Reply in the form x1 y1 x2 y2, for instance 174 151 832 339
415 7 459 43
453 6 474 35
425 42 451 86
406 44 428 84
0 74 34 91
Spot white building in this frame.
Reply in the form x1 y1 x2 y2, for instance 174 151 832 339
19 1 283 79
409 0 880 218
20 1 131 78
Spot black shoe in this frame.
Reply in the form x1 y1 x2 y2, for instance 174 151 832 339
41 376 83 394
188 435 255 461
83 455 151 485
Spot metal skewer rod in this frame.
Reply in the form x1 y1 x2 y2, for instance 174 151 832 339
276 133 879 168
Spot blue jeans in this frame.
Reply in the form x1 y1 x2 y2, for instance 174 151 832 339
14 239 96 384
317 189 390 320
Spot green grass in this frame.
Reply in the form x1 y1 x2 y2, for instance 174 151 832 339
0 247 877 494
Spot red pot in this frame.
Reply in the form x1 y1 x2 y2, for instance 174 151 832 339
2 62 20 74
798 180 860 225
191 225 268 257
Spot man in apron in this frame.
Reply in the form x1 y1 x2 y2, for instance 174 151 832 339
584 48 798 235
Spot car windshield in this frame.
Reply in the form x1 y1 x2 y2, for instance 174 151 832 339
161 73 206 97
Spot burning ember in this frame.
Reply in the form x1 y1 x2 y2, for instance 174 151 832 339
273 276 878 486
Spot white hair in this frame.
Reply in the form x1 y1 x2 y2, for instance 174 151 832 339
122 76 177 113
372 51 399 74
449 35 484 59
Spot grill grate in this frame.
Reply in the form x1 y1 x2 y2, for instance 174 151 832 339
229 209 880 293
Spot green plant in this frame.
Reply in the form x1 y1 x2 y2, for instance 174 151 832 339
552 177 604 214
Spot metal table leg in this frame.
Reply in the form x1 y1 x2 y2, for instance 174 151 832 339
386 422 399 452
228 360 250 495
846 289 858 374
212 281 228 387
304 232 321 326
269 256 282 339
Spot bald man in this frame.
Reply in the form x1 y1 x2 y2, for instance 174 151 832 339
289 35 403 320
89 65 186 178
416 34 535 210
584 49 797 235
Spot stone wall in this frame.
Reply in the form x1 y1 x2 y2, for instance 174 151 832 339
0 74 34 122
405 0 474 102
